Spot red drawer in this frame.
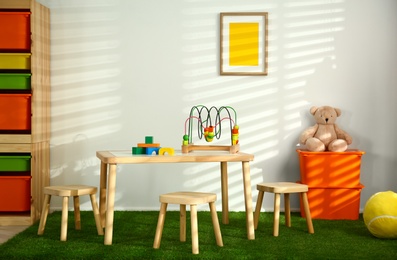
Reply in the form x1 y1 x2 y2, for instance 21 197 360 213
0 175 31 212
0 93 31 131
0 11 31 52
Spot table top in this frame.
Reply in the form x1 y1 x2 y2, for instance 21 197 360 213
96 150 254 164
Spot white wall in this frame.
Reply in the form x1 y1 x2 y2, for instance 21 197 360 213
37 0 397 211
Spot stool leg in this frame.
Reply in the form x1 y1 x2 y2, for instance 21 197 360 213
180 204 186 242
254 190 264 229
273 193 281 237
153 203 168 249
209 202 223 247
37 194 51 235
90 193 104 235
301 192 314 234
61 196 69 241
73 196 81 230
190 204 199 254
284 193 291 227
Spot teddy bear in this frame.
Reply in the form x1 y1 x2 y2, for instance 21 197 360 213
299 106 352 152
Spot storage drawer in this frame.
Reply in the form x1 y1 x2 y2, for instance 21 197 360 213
0 93 31 131
299 183 364 220
0 175 31 212
0 53 31 70
0 154 31 171
297 149 365 187
0 73 31 90
0 11 31 52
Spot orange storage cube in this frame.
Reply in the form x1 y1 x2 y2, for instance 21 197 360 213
0 93 31 131
297 149 365 187
0 11 31 52
0 175 31 211
300 183 364 220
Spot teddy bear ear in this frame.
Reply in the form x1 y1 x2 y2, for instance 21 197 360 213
334 108 342 117
310 106 318 115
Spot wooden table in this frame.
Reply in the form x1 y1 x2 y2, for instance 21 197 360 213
96 150 255 245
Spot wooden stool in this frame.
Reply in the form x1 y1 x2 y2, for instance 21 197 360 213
254 182 314 236
153 191 223 254
37 185 104 241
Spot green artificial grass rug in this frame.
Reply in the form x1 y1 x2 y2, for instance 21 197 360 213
1 211 396 259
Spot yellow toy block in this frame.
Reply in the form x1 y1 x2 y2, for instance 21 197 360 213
159 147 175 156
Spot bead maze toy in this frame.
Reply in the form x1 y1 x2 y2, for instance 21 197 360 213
132 136 175 155
182 105 239 154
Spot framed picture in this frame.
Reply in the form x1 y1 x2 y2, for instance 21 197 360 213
220 12 268 76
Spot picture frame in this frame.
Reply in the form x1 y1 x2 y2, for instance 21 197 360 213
220 12 268 76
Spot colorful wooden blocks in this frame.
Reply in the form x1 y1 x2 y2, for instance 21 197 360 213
132 136 174 156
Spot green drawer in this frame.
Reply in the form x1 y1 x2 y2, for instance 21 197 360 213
0 154 31 171
0 73 31 90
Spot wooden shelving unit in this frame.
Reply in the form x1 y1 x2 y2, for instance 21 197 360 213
0 0 50 226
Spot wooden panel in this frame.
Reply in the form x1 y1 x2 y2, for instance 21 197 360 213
0 215 31 226
0 0 30 9
30 0 50 143
0 143 31 153
30 141 50 222
0 134 31 144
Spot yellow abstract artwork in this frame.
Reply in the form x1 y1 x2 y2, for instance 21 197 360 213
229 23 259 66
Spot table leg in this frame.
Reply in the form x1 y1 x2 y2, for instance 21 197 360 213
104 163 117 245
220 162 229 224
242 161 255 240
99 161 108 228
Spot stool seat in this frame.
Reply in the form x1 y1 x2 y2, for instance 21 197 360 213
43 185 99 197
160 191 217 205
254 182 314 237
37 185 104 241
257 182 309 193
153 191 223 254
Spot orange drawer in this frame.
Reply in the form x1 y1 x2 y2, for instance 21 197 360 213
0 11 31 52
300 183 364 220
0 93 31 131
297 149 364 187
0 175 31 212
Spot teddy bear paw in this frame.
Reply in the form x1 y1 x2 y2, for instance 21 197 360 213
328 139 348 152
306 138 326 152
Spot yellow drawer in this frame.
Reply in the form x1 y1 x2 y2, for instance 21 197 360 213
0 53 31 70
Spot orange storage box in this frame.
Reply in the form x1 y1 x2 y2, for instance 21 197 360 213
0 175 31 211
0 93 31 131
297 149 365 187
0 11 31 52
300 183 364 220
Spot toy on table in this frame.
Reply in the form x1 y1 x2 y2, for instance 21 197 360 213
132 136 174 155
299 105 352 152
182 105 239 154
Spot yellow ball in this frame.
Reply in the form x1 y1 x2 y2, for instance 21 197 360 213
363 191 397 239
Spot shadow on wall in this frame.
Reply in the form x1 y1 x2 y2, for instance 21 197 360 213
49 1 123 207
48 0 348 211
180 1 346 211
